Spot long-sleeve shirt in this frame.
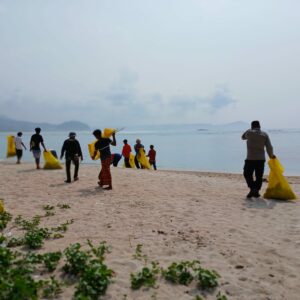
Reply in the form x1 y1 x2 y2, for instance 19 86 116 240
61 138 83 159
242 129 274 160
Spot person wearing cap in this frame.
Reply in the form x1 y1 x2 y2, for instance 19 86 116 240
60 132 83 183
30 127 47 169
242 120 276 198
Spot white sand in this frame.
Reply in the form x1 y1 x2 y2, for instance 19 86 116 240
0 161 300 300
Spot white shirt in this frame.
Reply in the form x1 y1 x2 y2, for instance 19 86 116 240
15 136 23 150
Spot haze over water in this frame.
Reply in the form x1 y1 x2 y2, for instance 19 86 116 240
1 127 299 175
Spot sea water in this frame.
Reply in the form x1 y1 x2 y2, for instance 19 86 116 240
0 129 299 175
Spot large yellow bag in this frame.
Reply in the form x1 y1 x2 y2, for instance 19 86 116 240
43 151 63 170
123 153 136 168
88 141 100 160
6 136 16 158
137 148 151 170
102 128 116 138
264 158 297 200
0 200 4 214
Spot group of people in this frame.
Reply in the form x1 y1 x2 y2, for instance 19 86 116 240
13 128 157 191
11 120 274 197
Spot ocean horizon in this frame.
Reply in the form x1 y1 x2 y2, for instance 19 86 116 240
1 127 300 175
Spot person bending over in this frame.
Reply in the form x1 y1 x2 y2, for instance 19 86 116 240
92 130 116 190
60 132 83 183
242 120 275 198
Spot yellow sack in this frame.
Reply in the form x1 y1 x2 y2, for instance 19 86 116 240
6 136 16 158
88 141 100 160
102 128 116 138
43 151 63 170
138 148 151 170
123 153 136 168
264 158 297 200
0 200 4 214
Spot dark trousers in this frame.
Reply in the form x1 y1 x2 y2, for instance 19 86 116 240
134 155 140 169
124 157 131 168
66 158 79 181
150 161 157 170
16 149 23 159
243 160 265 191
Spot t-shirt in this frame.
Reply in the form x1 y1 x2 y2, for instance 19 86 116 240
95 138 112 161
242 129 274 160
122 144 131 158
15 136 23 150
61 138 83 159
148 149 156 162
134 143 144 154
30 134 44 151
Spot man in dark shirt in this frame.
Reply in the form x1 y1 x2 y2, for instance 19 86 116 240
30 127 47 169
60 132 83 183
134 139 144 169
92 129 116 190
242 120 275 198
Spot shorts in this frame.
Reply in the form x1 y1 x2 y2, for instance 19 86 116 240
32 150 41 159
16 149 23 159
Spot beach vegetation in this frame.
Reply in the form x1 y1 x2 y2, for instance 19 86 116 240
162 260 200 285
0 211 12 230
57 203 71 209
196 268 220 289
130 262 160 290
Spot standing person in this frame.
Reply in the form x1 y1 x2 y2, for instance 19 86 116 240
60 132 83 183
134 139 144 169
122 139 132 168
15 132 27 164
242 120 275 198
30 127 47 169
92 130 116 190
147 145 157 170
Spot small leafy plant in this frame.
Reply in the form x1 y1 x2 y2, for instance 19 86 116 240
197 268 220 289
131 262 160 290
133 244 148 264
216 291 228 300
24 227 51 249
57 203 71 209
42 276 64 298
162 260 201 285
42 251 62 272
43 205 55 211
15 215 41 230
0 211 12 230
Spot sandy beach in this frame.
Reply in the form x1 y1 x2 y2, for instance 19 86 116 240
0 161 300 300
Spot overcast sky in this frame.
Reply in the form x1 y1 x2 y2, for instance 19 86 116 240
0 0 299 128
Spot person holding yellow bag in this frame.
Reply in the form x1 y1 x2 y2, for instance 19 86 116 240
242 121 276 198
92 129 116 190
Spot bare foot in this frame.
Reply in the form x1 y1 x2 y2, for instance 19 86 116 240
103 186 112 190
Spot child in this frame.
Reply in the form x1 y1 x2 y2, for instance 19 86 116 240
15 132 27 164
147 145 157 170
122 139 132 168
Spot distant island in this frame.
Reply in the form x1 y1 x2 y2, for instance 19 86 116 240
0 116 90 132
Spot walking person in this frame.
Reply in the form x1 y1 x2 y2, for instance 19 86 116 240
147 145 157 170
92 129 116 190
122 139 132 168
30 127 47 169
242 120 276 198
60 132 83 183
15 132 27 164
134 139 144 169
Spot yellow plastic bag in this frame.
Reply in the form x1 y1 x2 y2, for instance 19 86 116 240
123 153 136 168
0 200 4 214
102 128 116 138
88 141 100 160
264 158 297 200
137 148 151 170
43 151 63 170
6 136 16 158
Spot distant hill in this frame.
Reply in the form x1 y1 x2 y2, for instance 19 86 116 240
0 116 90 132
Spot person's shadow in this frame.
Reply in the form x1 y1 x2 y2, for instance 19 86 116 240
243 197 295 209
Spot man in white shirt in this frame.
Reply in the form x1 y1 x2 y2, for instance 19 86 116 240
15 132 27 164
